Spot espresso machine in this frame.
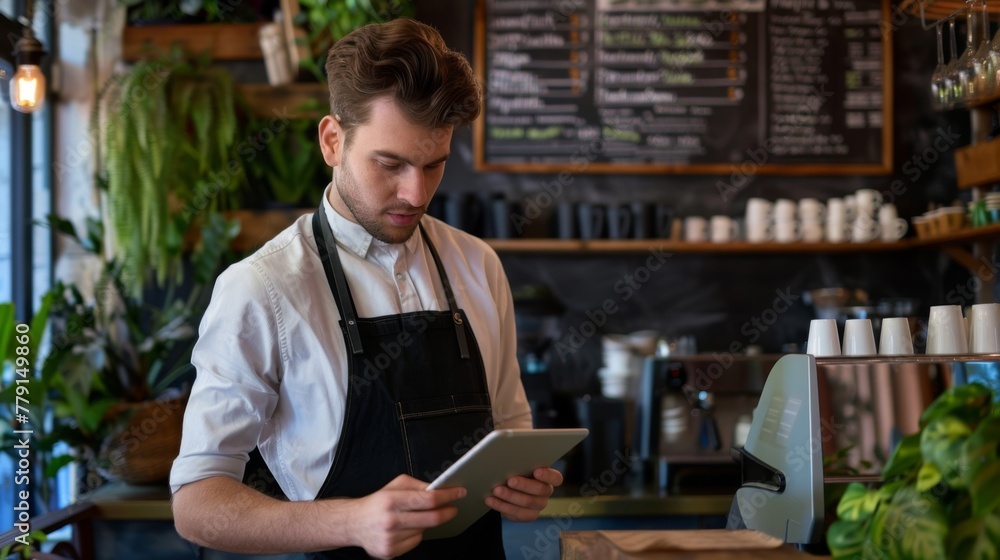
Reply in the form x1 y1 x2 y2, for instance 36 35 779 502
631 353 688 486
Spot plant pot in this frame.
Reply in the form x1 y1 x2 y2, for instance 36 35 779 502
98 394 188 484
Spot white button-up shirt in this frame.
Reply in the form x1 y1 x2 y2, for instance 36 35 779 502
170 188 532 500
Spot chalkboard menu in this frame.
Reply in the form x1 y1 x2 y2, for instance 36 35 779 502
473 0 892 174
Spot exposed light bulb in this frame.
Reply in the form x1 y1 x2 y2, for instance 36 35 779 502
10 64 45 113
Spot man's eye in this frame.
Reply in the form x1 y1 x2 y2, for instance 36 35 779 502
377 160 401 170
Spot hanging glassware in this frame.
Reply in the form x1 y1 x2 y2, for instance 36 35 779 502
971 0 994 102
945 17 964 107
932 22 949 109
958 0 979 103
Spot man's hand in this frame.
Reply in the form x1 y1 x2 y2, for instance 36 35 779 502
350 474 465 559
485 467 563 522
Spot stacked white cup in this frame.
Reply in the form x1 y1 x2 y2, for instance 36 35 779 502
745 198 773 243
599 335 634 398
798 198 826 242
851 189 882 243
773 199 799 243
877 203 908 242
969 303 1000 353
827 198 850 242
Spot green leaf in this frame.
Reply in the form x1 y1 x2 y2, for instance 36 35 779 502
0 302 14 363
836 482 881 522
917 461 942 491
828 519 867 559
879 486 948 560
950 512 1000 560
919 383 993 428
960 414 1000 516
43 454 75 479
921 415 973 488
883 433 922 480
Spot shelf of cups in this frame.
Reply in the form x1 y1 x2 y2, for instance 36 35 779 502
224 210 1000 255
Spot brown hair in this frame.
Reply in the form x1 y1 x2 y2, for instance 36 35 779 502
324 18 482 142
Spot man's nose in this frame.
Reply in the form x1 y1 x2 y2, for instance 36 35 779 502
396 170 427 208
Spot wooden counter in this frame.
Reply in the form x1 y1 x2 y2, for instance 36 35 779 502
560 530 817 559
82 482 734 520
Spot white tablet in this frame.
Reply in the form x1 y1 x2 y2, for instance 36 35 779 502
422 428 589 540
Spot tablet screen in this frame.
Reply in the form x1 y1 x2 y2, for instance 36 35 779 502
423 428 589 540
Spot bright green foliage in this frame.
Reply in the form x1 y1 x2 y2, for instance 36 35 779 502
828 383 1000 559
99 47 243 297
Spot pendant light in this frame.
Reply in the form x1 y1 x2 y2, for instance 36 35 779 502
9 0 46 114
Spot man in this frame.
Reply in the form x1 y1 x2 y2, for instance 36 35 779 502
170 18 562 559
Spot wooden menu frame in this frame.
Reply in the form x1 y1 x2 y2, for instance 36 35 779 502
472 0 894 175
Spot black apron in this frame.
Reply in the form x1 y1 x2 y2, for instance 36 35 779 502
242 209 505 559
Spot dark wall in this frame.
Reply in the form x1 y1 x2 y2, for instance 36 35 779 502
416 1 976 391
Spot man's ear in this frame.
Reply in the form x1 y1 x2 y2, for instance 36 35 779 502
318 115 344 167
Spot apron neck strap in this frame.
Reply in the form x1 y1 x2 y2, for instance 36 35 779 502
313 207 470 359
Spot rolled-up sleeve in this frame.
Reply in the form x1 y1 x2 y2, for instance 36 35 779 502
488 255 533 431
170 263 282 493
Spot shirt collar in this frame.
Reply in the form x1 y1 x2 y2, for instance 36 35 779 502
321 183 422 259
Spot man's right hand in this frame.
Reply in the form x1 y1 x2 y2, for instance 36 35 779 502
349 474 466 559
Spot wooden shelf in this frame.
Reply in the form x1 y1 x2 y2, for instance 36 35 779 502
225 210 1000 255
235 83 329 119
122 23 267 61
955 137 1000 189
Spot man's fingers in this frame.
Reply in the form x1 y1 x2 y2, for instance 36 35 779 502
491 484 548 510
395 504 459 529
533 467 564 487
385 474 430 491
506 475 554 498
399 486 467 511
485 496 539 522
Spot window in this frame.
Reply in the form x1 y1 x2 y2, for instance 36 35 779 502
0 0 53 531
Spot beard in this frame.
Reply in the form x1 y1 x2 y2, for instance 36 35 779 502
334 158 423 244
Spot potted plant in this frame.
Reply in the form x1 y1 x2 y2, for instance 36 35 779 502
827 382 1000 558
295 0 415 81
117 0 261 24
244 112 329 208
98 46 244 297
0 212 237 494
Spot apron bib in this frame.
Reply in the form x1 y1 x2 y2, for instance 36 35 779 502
242 209 505 559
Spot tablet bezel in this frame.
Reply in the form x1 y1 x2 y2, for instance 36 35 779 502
422 427 589 540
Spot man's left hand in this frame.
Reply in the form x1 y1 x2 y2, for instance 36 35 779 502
485 467 564 522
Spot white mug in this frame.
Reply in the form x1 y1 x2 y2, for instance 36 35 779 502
774 220 799 243
826 199 849 243
798 199 826 222
878 204 908 241
710 215 739 243
854 189 882 219
746 198 773 224
801 223 824 242
684 216 708 242
746 221 773 243
774 199 798 222
851 216 880 243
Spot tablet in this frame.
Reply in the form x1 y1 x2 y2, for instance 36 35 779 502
422 428 589 540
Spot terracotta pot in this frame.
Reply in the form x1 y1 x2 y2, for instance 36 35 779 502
98 394 187 484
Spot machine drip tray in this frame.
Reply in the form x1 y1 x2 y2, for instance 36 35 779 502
658 454 741 495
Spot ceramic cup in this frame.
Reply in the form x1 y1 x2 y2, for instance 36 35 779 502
878 317 914 355
710 215 739 243
774 199 798 222
969 303 1000 353
807 319 842 356
926 305 969 354
774 220 800 243
842 318 878 355
684 216 708 242
878 204 908 241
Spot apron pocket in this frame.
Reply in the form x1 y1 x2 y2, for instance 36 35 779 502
398 394 493 481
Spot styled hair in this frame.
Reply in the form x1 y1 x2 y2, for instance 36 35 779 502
325 18 482 142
